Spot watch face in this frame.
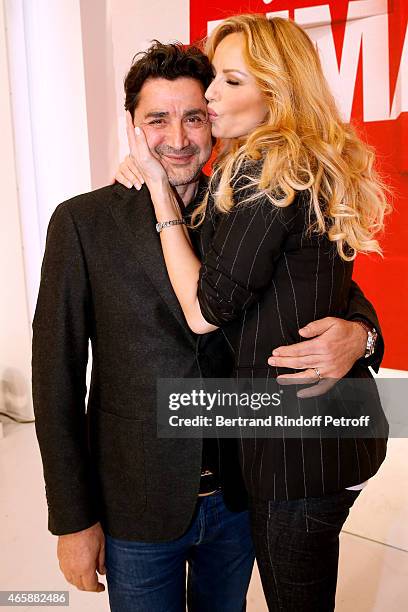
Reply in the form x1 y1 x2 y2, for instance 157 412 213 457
366 329 377 357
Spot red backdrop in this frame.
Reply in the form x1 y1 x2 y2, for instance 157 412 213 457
190 0 407 370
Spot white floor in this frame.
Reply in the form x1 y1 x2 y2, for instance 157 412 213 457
1 421 407 611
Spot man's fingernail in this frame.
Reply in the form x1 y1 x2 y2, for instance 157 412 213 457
135 126 141 135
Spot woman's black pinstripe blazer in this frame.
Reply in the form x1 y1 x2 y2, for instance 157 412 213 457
194 166 388 501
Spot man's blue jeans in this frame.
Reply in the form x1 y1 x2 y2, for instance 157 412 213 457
105 491 255 612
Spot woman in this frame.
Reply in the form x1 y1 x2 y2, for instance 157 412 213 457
117 15 389 611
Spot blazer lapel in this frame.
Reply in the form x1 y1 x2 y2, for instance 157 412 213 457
109 184 197 349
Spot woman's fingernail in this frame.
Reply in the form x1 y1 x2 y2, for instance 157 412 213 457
268 358 276 366
273 349 280 356
135 127 141 135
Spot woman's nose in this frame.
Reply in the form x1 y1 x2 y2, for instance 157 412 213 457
205 79 218 102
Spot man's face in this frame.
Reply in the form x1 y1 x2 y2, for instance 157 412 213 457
133 77 213 186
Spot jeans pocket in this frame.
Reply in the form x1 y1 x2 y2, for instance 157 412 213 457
304 489 360 533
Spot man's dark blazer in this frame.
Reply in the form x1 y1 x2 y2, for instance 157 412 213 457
32 181 246 541
32 181 384 541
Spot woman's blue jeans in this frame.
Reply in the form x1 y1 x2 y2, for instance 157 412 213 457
105 491 255 612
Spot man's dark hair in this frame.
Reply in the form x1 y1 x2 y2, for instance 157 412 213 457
124 41 213 117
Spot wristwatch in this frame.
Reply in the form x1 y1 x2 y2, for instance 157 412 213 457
156 219 186 233
355 320 378 359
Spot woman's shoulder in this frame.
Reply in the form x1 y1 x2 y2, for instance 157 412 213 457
231 158 264 186
230 159 306 215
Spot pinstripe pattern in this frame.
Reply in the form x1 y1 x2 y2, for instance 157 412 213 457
191 169 387 501
298 396 308 498
314 242 320 319
328 250 335 315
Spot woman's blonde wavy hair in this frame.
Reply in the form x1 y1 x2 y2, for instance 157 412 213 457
192 14 390 261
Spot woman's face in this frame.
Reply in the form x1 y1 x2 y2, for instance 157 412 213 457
205 32 268 139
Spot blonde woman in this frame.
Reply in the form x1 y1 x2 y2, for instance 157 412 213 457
118 15 389 610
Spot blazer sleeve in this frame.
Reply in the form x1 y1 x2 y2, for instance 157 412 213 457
32 203 99 535
198 184 299 327
345 280 384 373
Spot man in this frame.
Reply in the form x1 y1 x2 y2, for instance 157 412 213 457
32 42 383 612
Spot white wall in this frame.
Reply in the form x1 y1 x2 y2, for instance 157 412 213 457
79 0 119 189
2 0 93 418
5 0 92 318
0 0 32 418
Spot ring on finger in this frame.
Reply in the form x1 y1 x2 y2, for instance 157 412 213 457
313 367 321 381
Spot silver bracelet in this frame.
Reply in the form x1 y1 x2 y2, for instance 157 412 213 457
156 219 186 233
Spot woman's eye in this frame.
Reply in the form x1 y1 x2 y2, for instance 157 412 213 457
226 80 240 86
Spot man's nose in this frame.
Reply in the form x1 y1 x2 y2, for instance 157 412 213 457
167 122 190 149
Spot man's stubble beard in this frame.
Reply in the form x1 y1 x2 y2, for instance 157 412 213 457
167 165 204 187
155 144 207 188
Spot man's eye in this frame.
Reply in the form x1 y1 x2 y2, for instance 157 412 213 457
186 116 203 124
148 119 166 126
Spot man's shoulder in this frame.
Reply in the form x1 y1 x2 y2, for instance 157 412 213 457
49 183 137 229
57 183 130 216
